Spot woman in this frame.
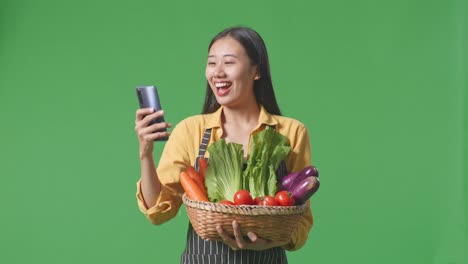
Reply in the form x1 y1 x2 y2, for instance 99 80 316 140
135 26 314 263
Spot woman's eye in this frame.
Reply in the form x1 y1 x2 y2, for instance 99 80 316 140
225 61 234 65
207 62 216 66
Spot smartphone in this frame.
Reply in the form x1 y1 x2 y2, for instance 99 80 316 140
136 85 168 141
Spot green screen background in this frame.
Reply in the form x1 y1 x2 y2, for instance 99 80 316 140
0 0 466 263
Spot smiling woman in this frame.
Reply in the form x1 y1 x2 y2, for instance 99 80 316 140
206 37 259 108
134 26 314 264
202 27 281 116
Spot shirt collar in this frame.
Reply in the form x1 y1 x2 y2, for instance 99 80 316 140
205 105 278 129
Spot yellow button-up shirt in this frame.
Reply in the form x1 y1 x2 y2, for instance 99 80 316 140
136 106 314 251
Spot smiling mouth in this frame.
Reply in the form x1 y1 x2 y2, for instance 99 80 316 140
214 81 232 96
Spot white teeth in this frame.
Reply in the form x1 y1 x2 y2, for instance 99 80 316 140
215 82 231 88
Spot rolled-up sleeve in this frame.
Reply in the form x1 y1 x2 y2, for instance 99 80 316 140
136 180 184 225
136 120 192 225
284 124 314 251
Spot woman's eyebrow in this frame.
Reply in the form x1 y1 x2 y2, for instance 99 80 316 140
208 54 239 58
223 54 238 58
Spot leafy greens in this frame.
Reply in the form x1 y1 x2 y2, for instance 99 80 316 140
205 126 291 202
243 126 291 198
205 139 244 202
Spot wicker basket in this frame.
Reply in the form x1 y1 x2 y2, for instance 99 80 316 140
182 193 308 241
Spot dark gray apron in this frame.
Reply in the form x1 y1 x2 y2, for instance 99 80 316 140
180 128 289 264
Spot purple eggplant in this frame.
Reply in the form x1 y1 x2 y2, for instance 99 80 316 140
279 172 300 191
300 166 319 178
290 176 320 205
280 166 319 192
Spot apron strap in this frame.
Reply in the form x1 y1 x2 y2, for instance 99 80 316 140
194 128 212 171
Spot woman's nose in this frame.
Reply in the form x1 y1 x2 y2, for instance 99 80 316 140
214 65 226 78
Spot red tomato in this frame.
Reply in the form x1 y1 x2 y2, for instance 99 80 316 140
253 197 262 205
275 190 295 206
233 190 254 205
219 200 235 205
260 195 279 206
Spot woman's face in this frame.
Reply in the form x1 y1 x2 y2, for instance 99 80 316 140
206 36 259 108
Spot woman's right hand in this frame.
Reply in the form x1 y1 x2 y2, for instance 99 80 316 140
135 108 172 159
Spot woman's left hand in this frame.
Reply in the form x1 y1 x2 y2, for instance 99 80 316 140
216 220 290 251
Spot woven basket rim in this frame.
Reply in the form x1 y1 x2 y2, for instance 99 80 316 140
182 193 307 216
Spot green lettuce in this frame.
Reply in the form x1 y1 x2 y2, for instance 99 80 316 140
243 126 291 198
205 139 244 202
205 126 291 202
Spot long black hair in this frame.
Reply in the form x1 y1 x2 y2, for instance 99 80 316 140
201 26 282 116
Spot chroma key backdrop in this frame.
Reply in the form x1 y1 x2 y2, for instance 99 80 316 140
0 0 466 263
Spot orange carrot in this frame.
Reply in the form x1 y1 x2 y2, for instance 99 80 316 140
198 157 208 183
186 165 207 196
180 171 208 201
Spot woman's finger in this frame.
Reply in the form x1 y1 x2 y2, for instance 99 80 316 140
145 131 171 142
138 122 171 138
147 121 172 132
138 123 171 140
135 111 168 133
232 220 247 249
216 225 238 250
247 232 258 242
141 110 165 124
137 110 164 129
135 108 154 121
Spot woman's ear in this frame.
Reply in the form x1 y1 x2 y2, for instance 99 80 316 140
254 67 261 80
